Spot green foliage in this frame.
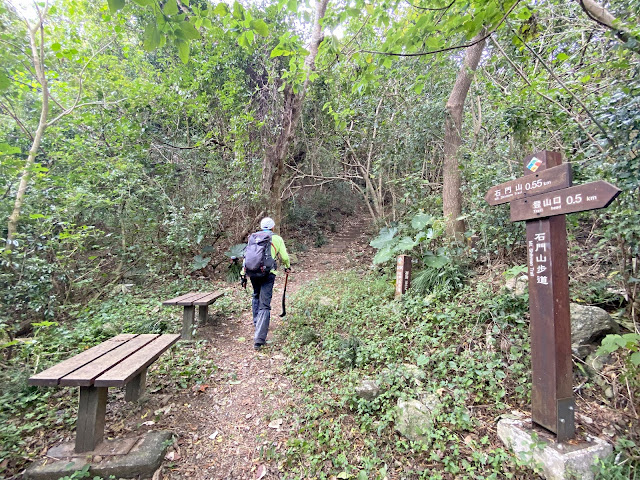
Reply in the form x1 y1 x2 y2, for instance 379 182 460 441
598 334 640 367
593 438 639 480
369 212 446 266
277 272 532 478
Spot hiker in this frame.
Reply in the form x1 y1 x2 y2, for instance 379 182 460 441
241 217 290 350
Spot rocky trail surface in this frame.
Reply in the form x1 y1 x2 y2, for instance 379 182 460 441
112 218 374 480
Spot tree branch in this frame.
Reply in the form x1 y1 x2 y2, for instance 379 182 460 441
405 0 455 12
510 29 613 145
359 0 521 57
577 0 640 54
47 41 114 126
489 36 605 153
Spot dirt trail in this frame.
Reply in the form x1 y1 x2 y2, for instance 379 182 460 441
124 220 374 480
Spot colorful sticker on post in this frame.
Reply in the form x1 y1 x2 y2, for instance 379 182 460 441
526 156 543 172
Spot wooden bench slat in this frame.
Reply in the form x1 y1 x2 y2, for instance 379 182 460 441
94 334 180 387
161 292 203 305
28 334 138 387
59 335 159 387
174 292 214 306
192 290 225 306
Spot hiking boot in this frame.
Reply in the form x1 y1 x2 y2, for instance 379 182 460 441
254 343 264 351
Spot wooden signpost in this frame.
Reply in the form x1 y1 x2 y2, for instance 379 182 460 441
486 151 620 442
395 255 412 298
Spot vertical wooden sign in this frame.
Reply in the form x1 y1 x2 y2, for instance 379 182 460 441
523 151 575 441
486 150 620 442
395 255 412 298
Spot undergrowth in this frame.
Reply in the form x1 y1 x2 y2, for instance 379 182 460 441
276 271 638 479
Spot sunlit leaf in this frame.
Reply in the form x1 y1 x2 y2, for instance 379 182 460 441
107 0 125 13
250 19 268 36
143 23 161 51
163 0 178 15
179 21 201 40
177 39 190 63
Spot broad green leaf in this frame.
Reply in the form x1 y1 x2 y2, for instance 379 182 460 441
555 52 569 63
244 29 254 45
250 19 268 36
107 0 125 13
425 37 443 50
213 3 229 16
631 352 640 366
143 23 160 51
238 32 249 48
132 0 153 6
411 213 433 230
0 143 20 155
424 254 449 269
232 1 244 20
51 42 61 51
417 354 429 366
192 254 210 271
179 21 200 39
163 0 178 15
396 236 417 252
373 246 394 265
370 227 397 249
177 39 190 63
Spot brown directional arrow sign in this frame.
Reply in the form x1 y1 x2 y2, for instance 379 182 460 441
510 181 621 222
485 163 572 206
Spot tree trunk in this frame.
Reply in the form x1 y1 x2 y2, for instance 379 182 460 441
577 0 640 54
261 0 329 230
442 29 486 241
6 20 49 249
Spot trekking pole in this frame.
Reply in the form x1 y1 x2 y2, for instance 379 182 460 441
280 271 289 317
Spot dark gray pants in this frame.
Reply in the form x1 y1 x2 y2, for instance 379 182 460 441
250 273 275 346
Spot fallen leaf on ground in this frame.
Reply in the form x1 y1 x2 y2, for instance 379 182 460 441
256 464 267 480
141 421 155 426
268 418 283 429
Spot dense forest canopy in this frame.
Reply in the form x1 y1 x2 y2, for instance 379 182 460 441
3 0 638 320
0 0 639 476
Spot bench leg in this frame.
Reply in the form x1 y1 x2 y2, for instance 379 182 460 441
198 305 208 325
182 305 195 340
125 369 147 402
76 386 107 453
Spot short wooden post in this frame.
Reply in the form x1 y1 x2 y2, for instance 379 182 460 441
76 386 107 453
182 305 195 340
198 305 208 325
395 255 412 298
124 369 147 402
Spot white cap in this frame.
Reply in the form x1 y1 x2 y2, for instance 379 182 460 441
260 217 275 230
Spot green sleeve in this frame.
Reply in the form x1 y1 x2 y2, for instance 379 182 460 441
272 235 290 269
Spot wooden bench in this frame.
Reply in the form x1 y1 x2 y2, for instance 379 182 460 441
161 290 225 340
28 333 180 453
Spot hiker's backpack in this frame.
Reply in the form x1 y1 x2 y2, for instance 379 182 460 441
244 231 276 277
